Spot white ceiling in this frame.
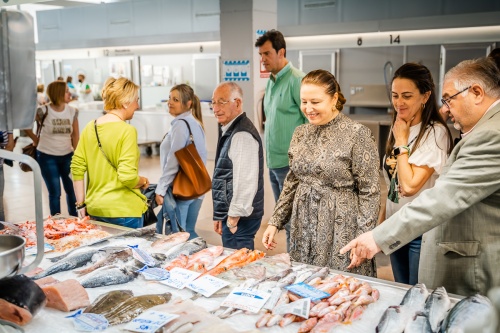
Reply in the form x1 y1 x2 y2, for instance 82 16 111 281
0 0 124 10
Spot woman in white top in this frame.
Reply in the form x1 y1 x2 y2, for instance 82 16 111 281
27 80 79 217
383 63 453 285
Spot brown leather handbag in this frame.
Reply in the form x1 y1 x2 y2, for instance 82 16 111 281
20 106 48 172
172 119 211 200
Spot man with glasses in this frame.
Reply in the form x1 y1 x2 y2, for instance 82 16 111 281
211 82 264 250
340 57 500 297
255 30 306 251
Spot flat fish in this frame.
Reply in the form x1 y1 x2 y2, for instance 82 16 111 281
376 305 407 333
164 237 207 262
84 290 134 314
151 232 190 252
104 293 171 325
423 286 451 332
80 266 137 288
31 249 99 280
0 275 47 325
440 294 496 333
404 312 433 333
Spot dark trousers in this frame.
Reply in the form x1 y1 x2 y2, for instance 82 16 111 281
37 151 77 217
390 236 422 285
222 216 262 250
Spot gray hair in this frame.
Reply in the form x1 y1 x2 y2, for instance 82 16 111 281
445 57 500 99
217 82 243 100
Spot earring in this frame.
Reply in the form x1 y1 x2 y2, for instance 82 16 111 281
422 103 426 110
124 104 129 109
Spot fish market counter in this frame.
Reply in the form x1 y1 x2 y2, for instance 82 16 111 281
4 223 484 333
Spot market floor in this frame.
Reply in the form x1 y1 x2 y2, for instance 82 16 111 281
4 137 393 282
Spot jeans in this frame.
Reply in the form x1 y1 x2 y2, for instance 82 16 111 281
176 198 203 239
269 166 291 251
390 236 422 285
222 216 262 250
91 215 144 229
37 151 77 217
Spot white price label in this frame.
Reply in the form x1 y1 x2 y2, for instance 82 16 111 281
221 287 271 313
186 275 230 297
124 311 179 333
160 267 200 289
273 298 311 319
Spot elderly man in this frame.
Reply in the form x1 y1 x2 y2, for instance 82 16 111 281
211 82 264 250
341 57 500 296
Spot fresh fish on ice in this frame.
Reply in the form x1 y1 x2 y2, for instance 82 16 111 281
31 249 99 279
74 248 133 276
164 237 207 262
104 293 172 325
400 283 429 313
151 232 190 252
404 312 433 333
84 290 134 314
423 286 451 332
440 294 496 333
80 266 137 288
376 305 407 333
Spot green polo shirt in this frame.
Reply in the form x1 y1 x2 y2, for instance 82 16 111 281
263 62 306 169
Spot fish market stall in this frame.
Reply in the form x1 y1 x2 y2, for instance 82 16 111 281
1 221 495 333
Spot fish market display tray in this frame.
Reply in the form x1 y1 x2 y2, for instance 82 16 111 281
19 231 463 333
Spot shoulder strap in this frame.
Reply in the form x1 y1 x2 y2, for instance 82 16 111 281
178 119 194 146
93 120 147 204
35 105 49 138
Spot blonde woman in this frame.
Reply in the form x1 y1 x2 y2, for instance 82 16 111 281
155 84 207 238
71 77 149 228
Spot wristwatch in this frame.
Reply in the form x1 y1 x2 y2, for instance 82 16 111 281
393 145 410 156
226 220 237 229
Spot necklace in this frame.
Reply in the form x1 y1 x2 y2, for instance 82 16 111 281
109 112 124 121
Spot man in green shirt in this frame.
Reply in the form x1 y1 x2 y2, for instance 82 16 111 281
255 30 306 250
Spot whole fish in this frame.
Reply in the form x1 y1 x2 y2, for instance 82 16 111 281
84 290 134 314
401 283 429 313
31 249 99 280
440 294 496 333
376 305 407 333
80 266 137 288
47 225 156 262
74 248 133 276
150 232 190 252
423 286 451 332
405 312 433 333
304 267 329 284
164 237 207 262
104 293 171 325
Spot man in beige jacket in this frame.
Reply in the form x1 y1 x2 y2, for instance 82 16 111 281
341 57 500 296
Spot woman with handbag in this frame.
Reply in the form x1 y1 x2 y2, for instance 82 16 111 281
71 77 150 228
155 84 208 238
26 80 79 217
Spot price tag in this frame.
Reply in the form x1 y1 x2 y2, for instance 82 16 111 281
66 309 108 332
26 243 54 255
124 311 179 333
285 282 330 302
137 266 170 281
221 287 271 313
273 298 311 319
159 267 200 289
263 287 283 310
186 275 230 297
129 245 156 267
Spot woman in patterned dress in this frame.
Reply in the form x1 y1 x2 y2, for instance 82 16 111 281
262 69 380 277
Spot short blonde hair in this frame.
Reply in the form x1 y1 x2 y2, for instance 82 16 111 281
101 77 139 111
46 81 67 106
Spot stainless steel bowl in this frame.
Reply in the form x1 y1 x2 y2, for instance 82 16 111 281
0 235 25 279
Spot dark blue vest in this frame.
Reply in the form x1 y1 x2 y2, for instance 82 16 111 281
212 113 264 221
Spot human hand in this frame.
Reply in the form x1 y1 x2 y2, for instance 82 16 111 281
262 225 278 250
77 206 87 219
227 216 239 234
155 194 164 206
213 221 222 235
340 231 381 269
392 117 411 146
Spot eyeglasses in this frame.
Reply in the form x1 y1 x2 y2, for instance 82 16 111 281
441 86 471 109
209 99 236 109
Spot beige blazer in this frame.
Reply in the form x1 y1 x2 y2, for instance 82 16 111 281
373 101 500 296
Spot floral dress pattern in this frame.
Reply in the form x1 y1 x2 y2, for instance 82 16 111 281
268 113 381 277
